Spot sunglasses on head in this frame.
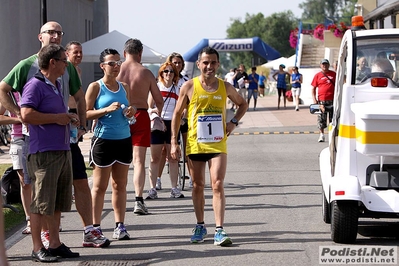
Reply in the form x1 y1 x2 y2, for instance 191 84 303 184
163 69 175 74
103 60 123 67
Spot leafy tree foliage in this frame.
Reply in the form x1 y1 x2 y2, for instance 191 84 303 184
225 11 298 70
222 0 356 71
299 0 357 24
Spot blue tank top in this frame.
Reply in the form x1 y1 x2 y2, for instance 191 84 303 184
291 73 302 88
276 73 287 89
93 79 131 140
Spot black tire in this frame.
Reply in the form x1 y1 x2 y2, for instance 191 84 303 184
178 131 186 190
331 200 359 244
322 190 331 224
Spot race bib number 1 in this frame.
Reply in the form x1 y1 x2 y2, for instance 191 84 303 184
197 114 224 143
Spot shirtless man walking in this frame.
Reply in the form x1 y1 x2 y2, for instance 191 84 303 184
117 38 163 214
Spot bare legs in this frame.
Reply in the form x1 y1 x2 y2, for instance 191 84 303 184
91 163 129 225
132 146 147 198
189 154 227 226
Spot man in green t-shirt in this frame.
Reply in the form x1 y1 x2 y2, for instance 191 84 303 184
0 21 86 262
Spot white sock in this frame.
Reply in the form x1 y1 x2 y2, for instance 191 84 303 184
84 225 94 234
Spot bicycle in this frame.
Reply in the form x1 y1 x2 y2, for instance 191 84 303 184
166 131 189 190
177 131 187 190
0 124 11 146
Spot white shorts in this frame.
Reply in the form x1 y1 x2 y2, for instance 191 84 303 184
291 87 301 96
9 137 24 170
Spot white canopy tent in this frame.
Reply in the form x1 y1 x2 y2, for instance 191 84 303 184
81 30 166 64
262 54 297 69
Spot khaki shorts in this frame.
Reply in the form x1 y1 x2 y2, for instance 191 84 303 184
28 150 73 215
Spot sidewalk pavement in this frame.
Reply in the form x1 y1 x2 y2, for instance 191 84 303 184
0 95 317 165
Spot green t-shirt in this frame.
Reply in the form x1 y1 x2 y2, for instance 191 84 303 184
2 54 81 107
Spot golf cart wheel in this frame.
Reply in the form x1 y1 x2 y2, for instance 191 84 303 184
331 200 359 244
322 190 331 224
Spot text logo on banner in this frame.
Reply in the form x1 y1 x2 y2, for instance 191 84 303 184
209 38 253 52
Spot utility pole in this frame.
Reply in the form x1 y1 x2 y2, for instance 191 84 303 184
41 0 47 25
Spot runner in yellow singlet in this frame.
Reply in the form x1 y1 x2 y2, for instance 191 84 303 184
171 47 248 246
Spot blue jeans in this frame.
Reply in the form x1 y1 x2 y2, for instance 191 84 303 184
247 89 258 100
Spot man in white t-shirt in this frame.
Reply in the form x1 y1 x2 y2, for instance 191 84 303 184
224 68 237 110
224 68 235 86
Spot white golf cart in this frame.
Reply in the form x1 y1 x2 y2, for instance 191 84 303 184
312 17 399 244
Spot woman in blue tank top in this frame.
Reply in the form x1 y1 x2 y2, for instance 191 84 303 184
272 64 291 109
85 48 136 241
290 66 303 111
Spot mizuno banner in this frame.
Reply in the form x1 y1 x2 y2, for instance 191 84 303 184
209 38 253 52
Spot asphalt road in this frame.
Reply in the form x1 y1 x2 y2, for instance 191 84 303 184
3 95 399 265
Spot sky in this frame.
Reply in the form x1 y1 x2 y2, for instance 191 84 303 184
109 0 303 57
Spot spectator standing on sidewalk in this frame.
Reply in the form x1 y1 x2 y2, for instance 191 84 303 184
0 21 86 259
247 66 259 111
156 52 191 190
66 41 110 248
272 64 290 109
290 66 303 111
311 59 336 142
258 71 266 97
224 68 237 110
117 39 164 215
170 47 248 246
147 62 184 199
86 48 136 241
0 93 32 235
234 64 248 108
21 44 80 262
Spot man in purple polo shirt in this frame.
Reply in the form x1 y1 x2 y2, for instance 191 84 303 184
20 44 80 263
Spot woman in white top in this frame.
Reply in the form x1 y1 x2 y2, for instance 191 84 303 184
147 62 184 199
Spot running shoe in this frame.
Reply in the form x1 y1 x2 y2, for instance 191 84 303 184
156 178 162 190
170 187 184 198
112 223 130 240
41 230 50 249
133 201 148 215
214 229 232 246
146 188 158 199
83 228 111 247
318 135 325 142
190 225 207 243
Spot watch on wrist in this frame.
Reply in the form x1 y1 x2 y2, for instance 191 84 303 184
230 118 238 126
78 126 87 133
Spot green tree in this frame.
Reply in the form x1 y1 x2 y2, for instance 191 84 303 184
225 11 298 70
300 0 357 24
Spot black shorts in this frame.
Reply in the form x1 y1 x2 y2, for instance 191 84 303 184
180 122 188 134
188 153 220 162
89 136 133 167
151 120 181 145
70 143 87 180
277 88 287 97
259 84 265 89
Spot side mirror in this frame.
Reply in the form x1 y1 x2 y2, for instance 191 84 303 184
309 104 322 114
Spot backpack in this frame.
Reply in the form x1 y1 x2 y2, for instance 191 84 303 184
1 166 21 204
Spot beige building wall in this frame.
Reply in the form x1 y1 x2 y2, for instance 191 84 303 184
0 0 95 82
